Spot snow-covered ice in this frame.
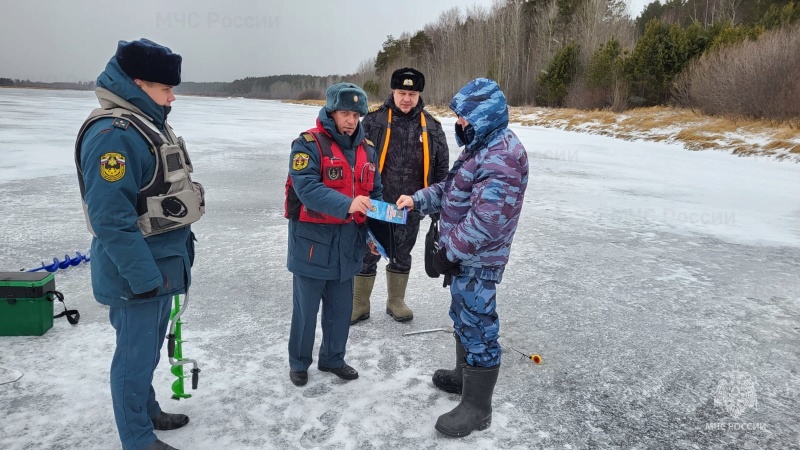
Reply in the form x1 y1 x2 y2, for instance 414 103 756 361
1 88 799 449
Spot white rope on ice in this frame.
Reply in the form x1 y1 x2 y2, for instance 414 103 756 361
0 365 24 385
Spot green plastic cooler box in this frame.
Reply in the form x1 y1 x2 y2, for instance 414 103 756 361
0 272 56 336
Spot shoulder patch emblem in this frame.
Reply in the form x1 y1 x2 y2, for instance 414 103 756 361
100 152 126 182
112 118 130 130
301 132 315 142
368 104 381 114
292 153 310 171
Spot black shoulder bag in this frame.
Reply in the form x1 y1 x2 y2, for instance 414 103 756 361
424 215 440 278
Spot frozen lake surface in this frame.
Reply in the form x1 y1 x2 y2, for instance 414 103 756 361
1 88 799 449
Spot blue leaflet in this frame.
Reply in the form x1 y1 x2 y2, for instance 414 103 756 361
367 230 388 260
366 199 407 224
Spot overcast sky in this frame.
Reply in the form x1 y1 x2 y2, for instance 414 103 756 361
0 0 650 83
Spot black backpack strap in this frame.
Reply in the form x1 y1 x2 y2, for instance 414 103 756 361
48 291 80 325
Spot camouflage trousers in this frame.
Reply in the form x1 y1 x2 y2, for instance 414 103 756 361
449 276 501 367
361 213 422 274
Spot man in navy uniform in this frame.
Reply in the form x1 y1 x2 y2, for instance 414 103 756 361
284 82 383 387
76 39 204 450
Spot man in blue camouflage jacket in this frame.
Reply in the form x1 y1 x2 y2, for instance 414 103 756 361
397 78 529 437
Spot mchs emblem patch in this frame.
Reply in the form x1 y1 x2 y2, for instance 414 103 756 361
292 153 310 171
100 152 126 182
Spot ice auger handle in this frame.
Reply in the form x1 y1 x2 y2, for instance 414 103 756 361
191 368 200 390
167 334 176 358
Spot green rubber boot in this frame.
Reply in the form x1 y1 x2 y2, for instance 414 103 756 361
351 274 375 325
386 270 413 322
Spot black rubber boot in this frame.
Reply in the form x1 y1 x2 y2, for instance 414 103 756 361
432 333 467 394
435 364 499 438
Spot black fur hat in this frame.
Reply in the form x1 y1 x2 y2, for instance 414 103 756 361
390 67 425 92
116 38 182 86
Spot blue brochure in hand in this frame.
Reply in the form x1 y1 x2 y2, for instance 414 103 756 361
367 229 388 260
366 199 407 224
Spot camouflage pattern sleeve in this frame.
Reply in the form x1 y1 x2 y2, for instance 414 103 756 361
447 143 527 262
411 180 446 216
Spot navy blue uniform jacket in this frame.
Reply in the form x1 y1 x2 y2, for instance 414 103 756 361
78 58 195 307
287 108 383 282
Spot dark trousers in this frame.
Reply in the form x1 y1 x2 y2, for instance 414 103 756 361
361 214 422 274
288 274 354 371
109 296 172 450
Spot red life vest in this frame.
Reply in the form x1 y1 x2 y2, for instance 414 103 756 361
284 126 376 224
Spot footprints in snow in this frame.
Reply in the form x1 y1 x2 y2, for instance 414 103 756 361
300 410 341 448
301 383 330 399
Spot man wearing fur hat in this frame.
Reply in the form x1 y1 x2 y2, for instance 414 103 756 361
75 39 203 450
284 82 383 387
351 67 449 324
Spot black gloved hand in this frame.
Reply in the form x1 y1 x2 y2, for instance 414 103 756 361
432 247 460 276
132 286 159 299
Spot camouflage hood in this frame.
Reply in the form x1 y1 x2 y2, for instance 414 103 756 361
412 78 528 282
449 78 509 153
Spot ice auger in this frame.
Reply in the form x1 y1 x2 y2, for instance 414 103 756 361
22 251 90 272
167 293 200 400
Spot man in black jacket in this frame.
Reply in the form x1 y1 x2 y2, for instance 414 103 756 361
352 67 450 323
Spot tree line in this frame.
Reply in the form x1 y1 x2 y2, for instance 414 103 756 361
4 75 348 101
1 79 96 90
174 75 349 100
3 0 797 122
1 76 344 100
351 0 799 122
